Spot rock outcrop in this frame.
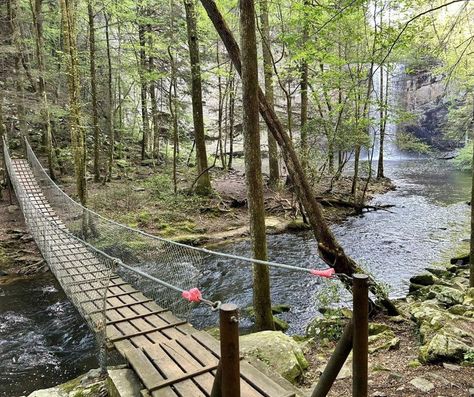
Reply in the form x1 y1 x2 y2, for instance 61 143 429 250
405 263 474 363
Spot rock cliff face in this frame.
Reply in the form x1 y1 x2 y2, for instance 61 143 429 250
400 71 456 150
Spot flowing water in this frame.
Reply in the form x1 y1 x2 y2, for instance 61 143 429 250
0 159 471 396
0 275 98 397
190 159 471 333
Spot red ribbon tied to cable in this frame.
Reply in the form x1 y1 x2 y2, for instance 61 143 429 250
182 287 202 302
310 268 336 278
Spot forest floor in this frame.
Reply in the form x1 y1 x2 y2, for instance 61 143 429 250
300 311 474 396
58 161 396 247
0 189 45 283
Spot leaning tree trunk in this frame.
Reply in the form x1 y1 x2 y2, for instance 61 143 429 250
240 0 274 331
200 0 398 315
184 0 212 195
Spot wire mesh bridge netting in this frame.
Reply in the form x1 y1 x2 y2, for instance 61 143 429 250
21 138 203 319
5 136 338 338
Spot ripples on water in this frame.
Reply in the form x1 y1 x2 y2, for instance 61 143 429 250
0 276 97 397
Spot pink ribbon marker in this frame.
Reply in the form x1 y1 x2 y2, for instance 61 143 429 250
182 287 203 302
310 268 336 278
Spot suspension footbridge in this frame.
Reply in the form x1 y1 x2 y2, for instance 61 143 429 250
3 137 307 396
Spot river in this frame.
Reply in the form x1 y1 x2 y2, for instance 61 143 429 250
0 159 470 396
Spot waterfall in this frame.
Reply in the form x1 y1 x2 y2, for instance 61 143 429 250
363 63 424 162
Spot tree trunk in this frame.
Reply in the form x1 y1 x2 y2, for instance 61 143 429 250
228 71 235 169
60 0 87 204
240 0 274 331
105 13 114 181
199 0 398 315
260 0 279 186
0 95 5 198
300 0 309 171
138 22 150 160
32 0 55 179
184 0 211 194
470 95 474 287
377 64 385 179
168 47 179 194
87 2 100 182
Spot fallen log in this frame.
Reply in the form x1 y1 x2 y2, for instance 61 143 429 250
315 196 395 212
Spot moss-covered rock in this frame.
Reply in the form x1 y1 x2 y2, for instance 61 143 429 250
409 273 437 286
28 369 106 397
306 316 347 341
240 331 308 382
368 329 400 354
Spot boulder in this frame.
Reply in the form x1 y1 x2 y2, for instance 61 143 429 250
407 297 474 363
432 285 464 306
368 330 400 354
306 316 346 341
240 331 308 382
410 273 436 286
419 332 472 363
28 368 106 397
368 323 390 335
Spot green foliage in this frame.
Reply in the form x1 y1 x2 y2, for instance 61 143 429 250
453 143 472 171
464 350 474 365
396 132 432 154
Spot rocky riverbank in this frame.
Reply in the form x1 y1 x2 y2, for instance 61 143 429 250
235 259 474 396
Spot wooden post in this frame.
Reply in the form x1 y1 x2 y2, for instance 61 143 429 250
310 319 353 397
352 274 369 397
211 303 240 397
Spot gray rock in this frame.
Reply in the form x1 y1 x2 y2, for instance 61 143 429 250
240 331 308 382
410 273 436 286
409 377 435 393
442 362 461 371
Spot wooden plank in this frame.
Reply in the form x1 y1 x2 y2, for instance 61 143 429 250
157 338 217 393
142 343 207 397
113 340 177 397
193 331 294 397
109 320 187 342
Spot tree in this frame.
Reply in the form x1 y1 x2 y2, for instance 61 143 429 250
240 0 274 331
87 1 100 182
184 0 212 195
59 0 86 204
200 0 398 314
31 0 54 180
259 0 279 186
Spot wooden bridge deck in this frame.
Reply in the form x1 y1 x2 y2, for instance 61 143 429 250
11 158 296 397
